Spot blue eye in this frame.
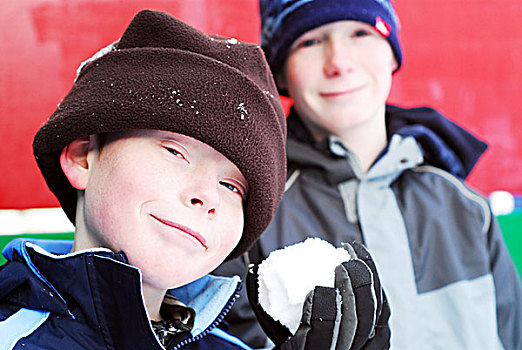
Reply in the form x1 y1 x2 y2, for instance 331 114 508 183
220 181 246 200
164 147 185 160
220 181 239 193
297 38 320 48
353 29 371 38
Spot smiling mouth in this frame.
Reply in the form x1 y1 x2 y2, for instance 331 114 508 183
150 214 208 249
319 85 365 98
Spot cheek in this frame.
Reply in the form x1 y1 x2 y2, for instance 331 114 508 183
83 158 157 235
285 56 313 92
372 45 395 79
218 204 244 253
226 210 244 243
365 54 394 96
228 221 244 249
379 65 393 98
374 62 392 87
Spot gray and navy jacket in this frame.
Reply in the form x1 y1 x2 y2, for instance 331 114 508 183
0 239 252 350
216 105 522 349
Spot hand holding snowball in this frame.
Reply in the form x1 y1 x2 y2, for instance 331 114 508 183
247 238 391 350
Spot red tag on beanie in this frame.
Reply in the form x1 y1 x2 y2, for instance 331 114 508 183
375 16 391 37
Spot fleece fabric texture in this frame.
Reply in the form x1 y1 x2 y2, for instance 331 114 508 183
32 10 287 260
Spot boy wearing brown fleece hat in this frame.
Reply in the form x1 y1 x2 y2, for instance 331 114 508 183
0 9 390 350
0 10 286 349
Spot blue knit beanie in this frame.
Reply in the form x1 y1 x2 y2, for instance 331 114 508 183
260 0 402 81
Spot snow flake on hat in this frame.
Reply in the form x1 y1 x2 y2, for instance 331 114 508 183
263 90 275 98
237 102 249 120
75 41 118 81
225 37 241 48
374 16 391 38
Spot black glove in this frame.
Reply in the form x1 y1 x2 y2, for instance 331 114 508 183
246 241 390 350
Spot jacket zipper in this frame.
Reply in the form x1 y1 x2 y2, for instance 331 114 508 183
170 283 241 349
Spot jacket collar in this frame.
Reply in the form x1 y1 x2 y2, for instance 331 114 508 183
386 105 487 179
287 105 487 179
0 239 241 346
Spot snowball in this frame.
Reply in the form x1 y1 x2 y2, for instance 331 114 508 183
257 237 351 334
490 190 515 215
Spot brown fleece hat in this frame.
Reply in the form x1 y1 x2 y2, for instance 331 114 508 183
33 10 286 260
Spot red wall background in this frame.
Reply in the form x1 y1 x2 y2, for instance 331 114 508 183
1 0 521 210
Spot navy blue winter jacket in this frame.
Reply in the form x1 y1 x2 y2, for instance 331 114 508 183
0 239 252 350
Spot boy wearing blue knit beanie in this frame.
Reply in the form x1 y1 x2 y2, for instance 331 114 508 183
215 0 522 349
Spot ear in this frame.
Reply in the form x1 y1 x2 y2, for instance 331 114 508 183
391 56 399 73
60 136 93 190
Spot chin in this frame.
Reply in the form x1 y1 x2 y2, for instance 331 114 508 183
145 273 189 290
168 268 209 288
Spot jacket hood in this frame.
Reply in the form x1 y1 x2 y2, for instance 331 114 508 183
386 105 487 179
286 105 488 179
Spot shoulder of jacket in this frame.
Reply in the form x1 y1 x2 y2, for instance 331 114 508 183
410 165 491 235
0 308 50 348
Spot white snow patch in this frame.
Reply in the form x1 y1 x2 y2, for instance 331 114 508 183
257 237 350 334
237 102 248 120
75 41 117 81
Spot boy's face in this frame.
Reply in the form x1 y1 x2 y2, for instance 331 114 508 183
68 130 247 290
280 20 397 140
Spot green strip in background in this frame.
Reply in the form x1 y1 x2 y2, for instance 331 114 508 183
0 232 74 265
498 210 522 276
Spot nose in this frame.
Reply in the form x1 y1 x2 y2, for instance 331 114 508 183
323 39 353 78
181 178 220 217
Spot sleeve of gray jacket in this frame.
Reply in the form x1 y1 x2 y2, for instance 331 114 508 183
487 213 522 350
